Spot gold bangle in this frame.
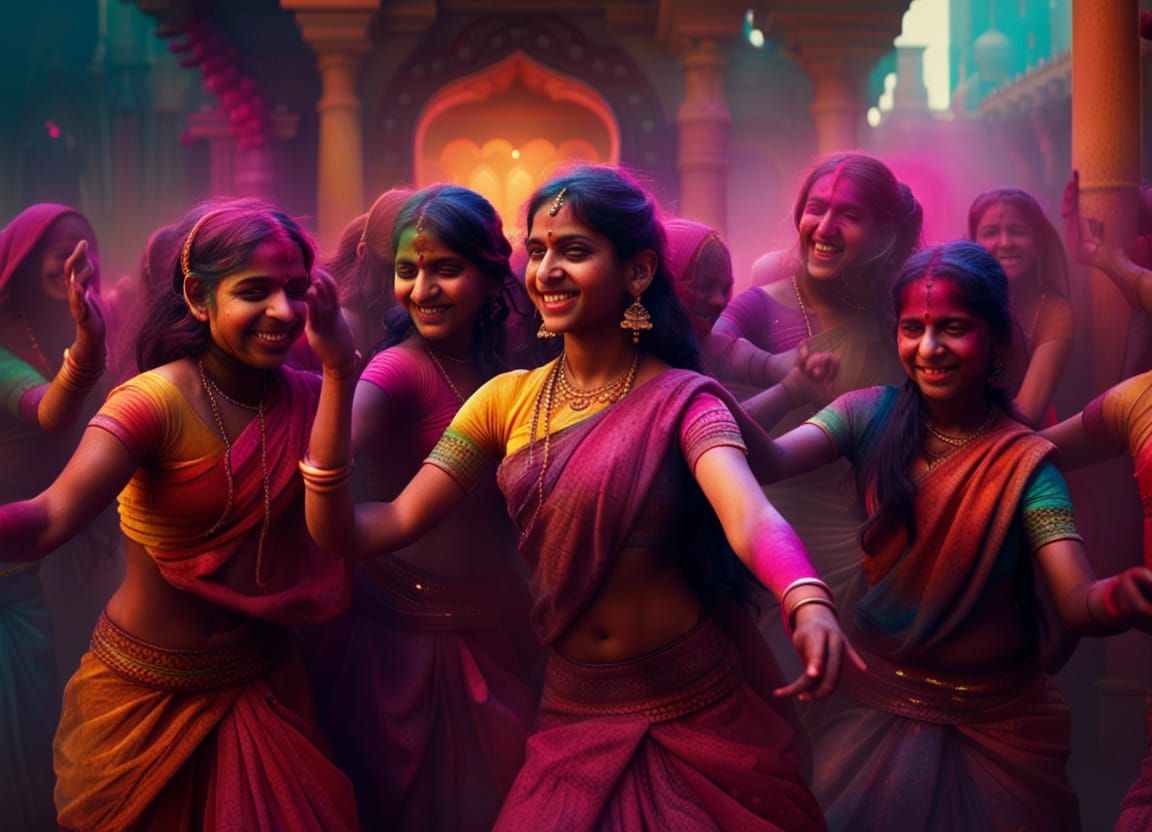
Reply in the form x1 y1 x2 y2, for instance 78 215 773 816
298 457 354 492
55 347 105 393
780 577 833 609
786 596 838 631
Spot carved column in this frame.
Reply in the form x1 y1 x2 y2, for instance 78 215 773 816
676 38 731 237
283 0 376 250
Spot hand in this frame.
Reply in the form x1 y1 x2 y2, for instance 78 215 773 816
774 604 866 701
1103 567 1152 633
780 343 838 407
305 268 357 375
64 239 106 352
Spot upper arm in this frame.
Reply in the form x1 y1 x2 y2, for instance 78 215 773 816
351 379 391 455
1015 337 1072 426
1042 412 1123 469
33 425 138 552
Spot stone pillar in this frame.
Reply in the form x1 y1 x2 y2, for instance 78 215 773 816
185 107 236 196
806 58 868 154
283 0 376 251
676 38 731 237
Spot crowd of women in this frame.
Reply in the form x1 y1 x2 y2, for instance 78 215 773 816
3 151 1152 831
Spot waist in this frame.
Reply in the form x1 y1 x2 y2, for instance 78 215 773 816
542 617 741 722
90 611 288 692
355 555 515 631
843 647 1047 724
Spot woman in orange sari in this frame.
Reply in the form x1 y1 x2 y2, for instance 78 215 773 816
0 198 360 831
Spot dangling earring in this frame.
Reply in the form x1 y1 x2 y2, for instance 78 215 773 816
988 353 1008 388
620 293 653 344
537 318 557 339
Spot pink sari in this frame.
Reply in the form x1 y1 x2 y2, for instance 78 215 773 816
492 370 822 831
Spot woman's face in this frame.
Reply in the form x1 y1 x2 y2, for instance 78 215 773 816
973 201 1038 282
35 215 94 303
896 275 996 406
201 237 309 370
524 202 631 339
393 223 489 354
681 239 733 337
797 173 883 283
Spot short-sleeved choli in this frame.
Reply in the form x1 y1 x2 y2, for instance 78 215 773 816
0 344 45 420
1082 370 1152 457
426 362 747 492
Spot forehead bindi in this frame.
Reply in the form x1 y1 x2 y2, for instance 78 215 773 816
899 275 968 322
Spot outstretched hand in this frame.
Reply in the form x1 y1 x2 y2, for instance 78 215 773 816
774 605 866 701
781 343 839 408
305 268 357 374
1105 567 1152 633
64 239 105 349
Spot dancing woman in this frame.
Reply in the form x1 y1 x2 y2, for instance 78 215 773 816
302 185 538 830
0 199 360 830
303 165 863 831
755 241 1152 830
0 203 105 831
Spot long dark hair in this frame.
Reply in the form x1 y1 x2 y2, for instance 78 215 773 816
135 198 315 372
966 187 1070 300
525 165 701 371
377 185 515 380
856 241 1020 547
793 152 924 306
326 187 412 312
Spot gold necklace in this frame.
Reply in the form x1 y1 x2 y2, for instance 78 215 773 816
425 346 466 404
426 344 473 365
201 369 264 411
925 407 998 448
555 349 639 411
16 310 53 376
197 360 272 587
521 351 640 540
791 275 814 338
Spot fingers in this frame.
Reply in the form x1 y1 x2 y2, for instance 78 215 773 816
65 240 91 288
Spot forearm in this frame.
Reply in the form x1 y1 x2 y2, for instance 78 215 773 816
302 363 360 556
36 343 105 432
742 382 796 434
702 334 791 388
0 499 52 561
1062 577 1128 636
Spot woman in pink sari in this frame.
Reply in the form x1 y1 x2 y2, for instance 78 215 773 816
0 198 360 831
304 165 865 831
754 240 1152 830
0 203 106 831
301 184 538 830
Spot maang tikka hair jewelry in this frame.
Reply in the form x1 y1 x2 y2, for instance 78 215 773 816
620 293 653 344
546 187 568 239
180 209 225 314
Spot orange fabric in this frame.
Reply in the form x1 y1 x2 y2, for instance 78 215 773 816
1034 296 1074 345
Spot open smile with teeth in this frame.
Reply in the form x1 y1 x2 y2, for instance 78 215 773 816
415 305 450 315
254 331 290 344
918 366 956 379
813 242 841 255
542 291 579 305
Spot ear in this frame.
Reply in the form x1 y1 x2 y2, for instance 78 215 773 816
355 240 367 260
182 276 211 321
625 249 657 297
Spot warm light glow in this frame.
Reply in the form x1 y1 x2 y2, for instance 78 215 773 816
511 148 521 159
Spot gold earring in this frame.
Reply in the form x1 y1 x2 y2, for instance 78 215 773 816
537 321 557 339
620 294 653 344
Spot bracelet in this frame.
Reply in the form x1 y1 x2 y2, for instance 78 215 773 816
324 350 363 381
1084 583 1104 627
298 457 355 493
55 347 105 393
786 596 838 631
780 577 833 608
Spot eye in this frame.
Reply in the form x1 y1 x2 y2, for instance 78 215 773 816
945 323 970 335
286 281 309 300
437 263 464 277
395 264 417 280
564 245 589 260
900 321 924 336
526 245 545 261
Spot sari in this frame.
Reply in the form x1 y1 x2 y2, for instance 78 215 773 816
300 345 538 831
431 368 823 831
806 386 1081 831
55 367 357 832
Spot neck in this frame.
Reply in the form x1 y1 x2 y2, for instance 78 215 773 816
198 346 271 405
418 328 474 361
803 271 875 313
924 392 994 435
561 331 636 387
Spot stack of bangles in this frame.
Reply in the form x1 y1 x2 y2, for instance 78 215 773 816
55 347 105 394
780 577 837 631
298 457 354 493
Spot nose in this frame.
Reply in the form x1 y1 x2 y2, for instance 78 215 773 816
411 269 440 303
918 325 942 357
266 288 296 321
998 228 1012 249
816 211 839 238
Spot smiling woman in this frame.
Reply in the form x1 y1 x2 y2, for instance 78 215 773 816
0 197 364 831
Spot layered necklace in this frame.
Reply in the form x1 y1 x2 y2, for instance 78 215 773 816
520 350 640 540
923 407 998 469
424 345 470 405
197 360 273 587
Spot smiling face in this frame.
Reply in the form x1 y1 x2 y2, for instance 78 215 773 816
200 237 309 370
393 223 489 354
897 275 998 405
973 201 1038 282
524 203 632 339
797 173 882 283
34 215 94 303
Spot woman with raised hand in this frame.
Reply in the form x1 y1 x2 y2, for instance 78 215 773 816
303 165 864 831
0 202 106 831
302 184 538 831
0 198 361 831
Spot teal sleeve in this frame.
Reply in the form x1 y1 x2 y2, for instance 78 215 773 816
1021 461 1082 552
805 385 894 461
0 346 46 420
